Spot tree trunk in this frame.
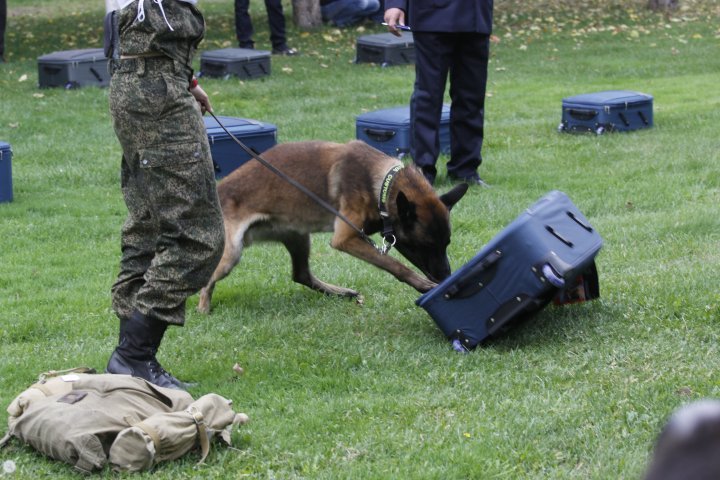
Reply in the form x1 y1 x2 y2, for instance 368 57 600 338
291 0 323 29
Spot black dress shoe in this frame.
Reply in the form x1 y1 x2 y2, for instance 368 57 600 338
449 172 490 187
272 46 298 56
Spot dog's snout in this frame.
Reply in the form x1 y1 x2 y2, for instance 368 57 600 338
426 258 451 283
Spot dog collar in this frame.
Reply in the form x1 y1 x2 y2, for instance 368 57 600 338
378 164 403 253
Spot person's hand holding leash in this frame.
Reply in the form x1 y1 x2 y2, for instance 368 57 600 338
189 80 212 115
384 8 407 37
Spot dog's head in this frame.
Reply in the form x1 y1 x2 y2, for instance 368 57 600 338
390 175 469 283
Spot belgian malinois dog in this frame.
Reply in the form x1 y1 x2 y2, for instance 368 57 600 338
197 140 468 313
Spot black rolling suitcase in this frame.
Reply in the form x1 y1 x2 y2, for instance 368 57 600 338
559 90 653 135
356 104 450 157
37 48 109 89
0 141 12 203
416 191 603 351
204 116 277 179
199 48 271 79
355 33 415 66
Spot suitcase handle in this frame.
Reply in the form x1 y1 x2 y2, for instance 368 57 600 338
568 108 598 121
638 110 649 125
486 293 553 335
618 111 630 127
545 226 574 247
443 249 502 300
364 128 396 143
566 211 593 232
89 67 103 83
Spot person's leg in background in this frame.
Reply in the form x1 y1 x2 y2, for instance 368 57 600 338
446 32 490 185
235 0 255 48
410 31 452 185
265 0 297 54
0 0 7 62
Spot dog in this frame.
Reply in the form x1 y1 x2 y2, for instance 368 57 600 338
197 140 468 313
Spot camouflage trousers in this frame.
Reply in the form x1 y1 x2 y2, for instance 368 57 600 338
108 56 224 325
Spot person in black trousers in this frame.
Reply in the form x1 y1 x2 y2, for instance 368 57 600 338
0 0 6 62
384 0 493 186
235 0 297 55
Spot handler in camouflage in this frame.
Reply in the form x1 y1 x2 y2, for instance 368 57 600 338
105 0 224 390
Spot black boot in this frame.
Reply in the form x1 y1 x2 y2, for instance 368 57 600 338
106 309 189 390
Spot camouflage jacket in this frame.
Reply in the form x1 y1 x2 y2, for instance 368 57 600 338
117 0 204 76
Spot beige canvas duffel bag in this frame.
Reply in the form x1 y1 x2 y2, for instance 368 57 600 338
0 368 249 473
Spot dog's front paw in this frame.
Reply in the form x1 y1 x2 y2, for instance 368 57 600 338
416 279 438 293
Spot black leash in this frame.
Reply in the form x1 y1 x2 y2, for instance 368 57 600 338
207 111 391 254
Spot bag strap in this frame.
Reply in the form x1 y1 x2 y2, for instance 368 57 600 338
186 406 211 464
37 366 96 383
134 421 163 454
133 408 211 465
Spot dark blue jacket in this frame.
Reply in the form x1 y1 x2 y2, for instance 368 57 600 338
384 0 493 33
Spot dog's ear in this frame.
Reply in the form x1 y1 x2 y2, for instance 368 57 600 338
439 183 469 211
396 191 417 226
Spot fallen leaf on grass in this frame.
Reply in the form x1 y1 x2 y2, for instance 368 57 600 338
233 363 245 375
18 74 28 82
676 386 693 396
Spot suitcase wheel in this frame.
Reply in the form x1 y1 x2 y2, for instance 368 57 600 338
451 339 471 354
450 330 474 353
542 263 566 288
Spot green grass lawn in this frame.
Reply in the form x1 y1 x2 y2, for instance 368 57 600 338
1 0 719 478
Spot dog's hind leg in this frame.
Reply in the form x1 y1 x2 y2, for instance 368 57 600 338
281 231 362 300
197 227 245 314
